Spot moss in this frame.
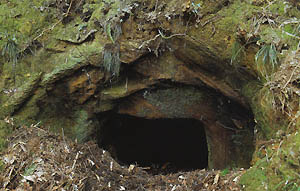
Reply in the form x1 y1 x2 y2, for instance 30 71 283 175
220 168 230 176
13 88 47 125
0 120 13 152
0 0 57 49
240 159 268 190
37 108 96 143
268 1 286 15
101 82 128 99
186 0 260 68
70 110 96 143
54 17 98 44
241 131 300 190
241 81 287 139
88 0 122 22
0 73 42 119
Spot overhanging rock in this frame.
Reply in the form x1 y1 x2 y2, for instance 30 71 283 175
116 86 254 169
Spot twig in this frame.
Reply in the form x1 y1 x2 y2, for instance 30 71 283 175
87 145 98 165
216 121 237 131
282 31 300 40
276 140 283 156
138 30 186 49
282 63 300 89
138 34 161 49
62 128 65 143
154 0 159 12
110 161 113 171
200 15 222 27
8 165 15 180
72 152 79 170
158 29 186 39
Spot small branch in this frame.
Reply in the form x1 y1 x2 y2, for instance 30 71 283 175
154 0 159 12
138 34 160 49
282 31 300 40
158 29 186 39
276 140 283 156
216 121 237 131
282 63 300 89
138 30 186 49
72 152 80 170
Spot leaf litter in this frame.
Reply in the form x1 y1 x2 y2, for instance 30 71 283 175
0 125 244 190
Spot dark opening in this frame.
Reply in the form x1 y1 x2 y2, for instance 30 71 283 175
98 114 208 174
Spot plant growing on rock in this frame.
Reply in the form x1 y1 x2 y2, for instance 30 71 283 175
255 43 279 80
103 43 121 78
1 32 20 84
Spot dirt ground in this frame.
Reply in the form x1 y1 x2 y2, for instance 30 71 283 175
0 123 245 191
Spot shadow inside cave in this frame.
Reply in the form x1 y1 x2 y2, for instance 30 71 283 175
98 113 208 174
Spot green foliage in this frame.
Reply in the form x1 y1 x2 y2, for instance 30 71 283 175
71 110 94 143
0 0 57 84
0 20 21 84
1 33 19 65
241 130 300 190
255 43 278 79
105 23 115 43
23 163 37 176
105 22 122 44
220 168 229 176
0 14 21 65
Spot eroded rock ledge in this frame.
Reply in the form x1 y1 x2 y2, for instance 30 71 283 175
0 0 257 170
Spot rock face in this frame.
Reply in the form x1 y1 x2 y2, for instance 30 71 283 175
0 0 258 169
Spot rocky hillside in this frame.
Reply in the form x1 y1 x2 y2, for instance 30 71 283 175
0 0 300 190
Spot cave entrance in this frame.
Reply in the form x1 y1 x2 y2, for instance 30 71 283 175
98 113 208 174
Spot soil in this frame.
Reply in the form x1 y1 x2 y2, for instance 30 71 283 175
0 124 244 191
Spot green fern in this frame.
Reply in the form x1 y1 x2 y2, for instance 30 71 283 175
255 43 278 78
1 34 19 64
1 33 20 84
105 21 122 44
105 23 115 43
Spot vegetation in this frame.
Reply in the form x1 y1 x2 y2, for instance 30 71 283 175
255 43 278 80
1 33 20 84
0 0 300 190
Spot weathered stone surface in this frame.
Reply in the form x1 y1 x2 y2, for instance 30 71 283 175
0 0 272 171
118 86 253 169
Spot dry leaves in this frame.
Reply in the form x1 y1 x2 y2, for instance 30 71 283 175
0 125 244 191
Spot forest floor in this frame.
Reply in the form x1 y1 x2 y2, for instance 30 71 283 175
0 125 245 191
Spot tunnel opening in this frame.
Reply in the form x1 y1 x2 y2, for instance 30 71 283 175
98 113 208 174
